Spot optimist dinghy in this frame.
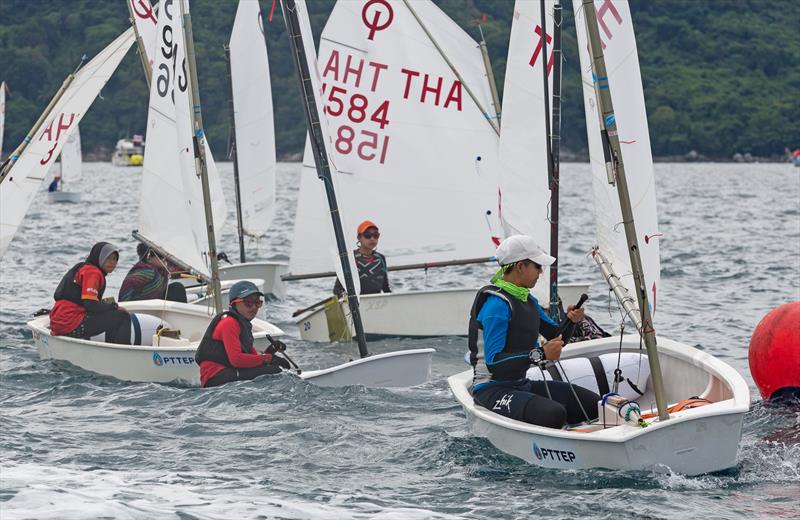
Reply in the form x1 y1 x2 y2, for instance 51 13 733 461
127 0 286 300
28 299 282 385
279 0 433 388
449 336 749 475
26 1 288 385
449 0 749 475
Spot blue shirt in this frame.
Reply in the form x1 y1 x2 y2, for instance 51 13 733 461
476 294 559 368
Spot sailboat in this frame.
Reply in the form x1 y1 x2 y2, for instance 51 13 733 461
0 29 134 259
286 0 505 341
222 0 288 299
448 0 749 475
28 0 282 385
280 0 434 387
47 124 82 203
126 0 287 300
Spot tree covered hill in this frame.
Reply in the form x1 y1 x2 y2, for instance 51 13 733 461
1 0 797 161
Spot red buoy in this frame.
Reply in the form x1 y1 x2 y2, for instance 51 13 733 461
749 302 800 400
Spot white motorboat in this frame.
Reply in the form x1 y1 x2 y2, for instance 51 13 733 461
294 284 589 342
111 137 145 166
28 299 283 385
448 336 749 475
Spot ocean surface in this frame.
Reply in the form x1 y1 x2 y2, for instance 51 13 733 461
1 162 798 519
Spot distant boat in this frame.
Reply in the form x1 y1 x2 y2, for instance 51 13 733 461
47 125 82 203
792 148 800 167
111 135 145 166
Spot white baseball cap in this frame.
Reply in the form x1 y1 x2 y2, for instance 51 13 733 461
495 235 555 267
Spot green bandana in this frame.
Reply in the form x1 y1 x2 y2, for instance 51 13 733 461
490 266 530 302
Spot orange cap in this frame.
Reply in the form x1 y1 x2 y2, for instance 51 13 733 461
357 220 378 235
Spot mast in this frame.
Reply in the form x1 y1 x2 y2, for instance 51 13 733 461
477 24 502 126
548 0 563 317
224 44 247 263
280 0 369 358
180 0 223 313
581 0 668 420
126 0 153 85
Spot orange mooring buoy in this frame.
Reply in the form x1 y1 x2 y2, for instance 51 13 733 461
749 302 800 400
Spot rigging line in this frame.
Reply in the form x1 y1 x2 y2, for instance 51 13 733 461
555 358 592 424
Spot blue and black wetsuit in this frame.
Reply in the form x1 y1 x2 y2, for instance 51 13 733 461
468 285 599 428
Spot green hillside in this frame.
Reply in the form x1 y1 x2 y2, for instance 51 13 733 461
1 0 797 161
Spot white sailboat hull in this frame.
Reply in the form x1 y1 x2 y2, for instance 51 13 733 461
448 336 749 476
28 300 284 385
295 284 590 342
300 348 435 388
46 191 81 203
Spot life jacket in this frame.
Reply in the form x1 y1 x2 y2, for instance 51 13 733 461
195 309 254 367
468 285 541 390
53 262 106 306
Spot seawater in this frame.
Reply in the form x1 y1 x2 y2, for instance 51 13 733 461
1 162 798 519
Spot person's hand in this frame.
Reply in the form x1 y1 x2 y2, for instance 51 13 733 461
567 304 585 324
542 335 564 361
265 340 287 355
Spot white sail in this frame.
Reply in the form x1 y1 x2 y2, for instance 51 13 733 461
0 29 134 258
289 0 501 278
132 0 227 240
229 0 276 238
573 0 661 310
0 81 6 158
127 0 158 74
59 125 82 183
498 0 556 302
138 1 211 277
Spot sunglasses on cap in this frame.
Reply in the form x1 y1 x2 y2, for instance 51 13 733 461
233 296 264 308
361 231 380 239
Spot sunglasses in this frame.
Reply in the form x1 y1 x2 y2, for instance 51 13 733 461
235 296 263 308
361 231 380 239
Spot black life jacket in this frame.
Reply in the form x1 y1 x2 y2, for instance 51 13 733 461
53 262 106 306
195 309 255 367
469 285 542 387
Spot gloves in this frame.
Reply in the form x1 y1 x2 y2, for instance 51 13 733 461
266 340 287 354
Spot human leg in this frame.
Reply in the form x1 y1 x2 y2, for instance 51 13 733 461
204 365 283 388
474 384 568 428
166 282 188 303
81 310 131 344
528 380 600 425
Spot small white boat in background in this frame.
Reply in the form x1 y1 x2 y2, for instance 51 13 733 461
47 124 82 203
29 299 283 385
294 284 589 342
111 136 145 166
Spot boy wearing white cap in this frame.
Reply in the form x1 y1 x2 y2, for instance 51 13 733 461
467 235 599 428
